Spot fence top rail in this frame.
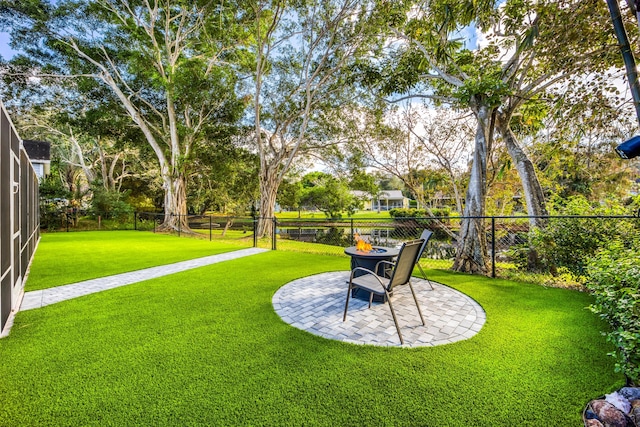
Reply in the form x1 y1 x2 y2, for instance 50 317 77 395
133 213 640 222
136 212 256 220
273 214 640 222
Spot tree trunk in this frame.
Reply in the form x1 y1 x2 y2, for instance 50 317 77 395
496 113 547 270
157 172 190 232
257 167 280 238
69 131 94 185
497 114 548 226
222 217 234 237
453 102 491 275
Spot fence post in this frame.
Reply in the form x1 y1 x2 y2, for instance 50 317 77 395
177 214 181 237
209 215 212 241
134 212 137 231
272 217 277 251
253 219 258 248
350 218 354 245
491 216 496 278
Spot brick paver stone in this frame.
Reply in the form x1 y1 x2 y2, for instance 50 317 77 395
272 271 486 348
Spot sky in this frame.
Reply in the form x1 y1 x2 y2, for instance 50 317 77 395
0 32 18 60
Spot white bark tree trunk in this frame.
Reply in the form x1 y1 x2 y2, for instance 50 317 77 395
496 113 548 226
453 101 491 275
257 166 280 238
159 171 190 232
496 112 548 270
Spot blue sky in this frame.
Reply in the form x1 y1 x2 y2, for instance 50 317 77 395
0 32 18 60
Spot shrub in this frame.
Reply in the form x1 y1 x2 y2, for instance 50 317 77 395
39 198 69 230
388 207 451 218
524 196 638 275
315 227 350 246
389 208 416 218
587 238 640 385
89 185 134 222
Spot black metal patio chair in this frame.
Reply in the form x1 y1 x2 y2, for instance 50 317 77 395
343 238 425 344
416 229 435 290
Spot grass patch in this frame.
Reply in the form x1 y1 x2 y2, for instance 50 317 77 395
2 239 623 426
260 238 348 256
27 231 244 291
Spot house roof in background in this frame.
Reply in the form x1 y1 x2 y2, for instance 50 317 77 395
23 140 51 161
351 190 407 200
379 190 405 200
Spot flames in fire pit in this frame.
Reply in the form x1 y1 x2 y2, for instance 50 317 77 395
354 233 373 252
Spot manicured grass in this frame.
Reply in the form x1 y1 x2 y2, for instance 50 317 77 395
2 241 623 425
26 231 244 291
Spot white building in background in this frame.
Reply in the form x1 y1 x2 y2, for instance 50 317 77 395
352 190 410 211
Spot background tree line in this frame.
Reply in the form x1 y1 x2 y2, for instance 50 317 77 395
0 0 639 275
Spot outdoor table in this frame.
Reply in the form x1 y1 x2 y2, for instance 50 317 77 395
344 246 400 302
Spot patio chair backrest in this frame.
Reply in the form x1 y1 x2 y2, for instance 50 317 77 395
387 239 424 291
418 229 434 259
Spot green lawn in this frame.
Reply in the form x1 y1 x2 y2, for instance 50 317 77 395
26 231 245 291
1 233 623 426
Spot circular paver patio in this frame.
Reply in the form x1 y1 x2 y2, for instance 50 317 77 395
272 271 486 347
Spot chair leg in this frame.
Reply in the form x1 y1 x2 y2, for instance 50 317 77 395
408 280 425 325
417 263 434 290
385 292 404 345
343 283 352 321
368 292 373 308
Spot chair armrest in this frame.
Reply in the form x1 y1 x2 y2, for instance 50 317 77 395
375 260 396 271
350 266 376 278
349 267 385 286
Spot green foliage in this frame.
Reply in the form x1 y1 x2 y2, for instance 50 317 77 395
509 98 549 135
587 238 640 384
516 196 639 275
300 172 360 219
314 227 351 246
89 183 133 221
39 198 70 231
38 172 71 201
347 152 379 195
453 75 512 107
276 179 303 212
38 170 72 230
1 0 247 221
188 140 258 215
389 207 451 218
530 100 636 202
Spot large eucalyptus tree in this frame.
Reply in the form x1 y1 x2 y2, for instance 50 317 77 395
371 0 620 274
247 0 382 237
0 0 246 231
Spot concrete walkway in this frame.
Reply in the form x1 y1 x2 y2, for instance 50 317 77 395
20 247 268 311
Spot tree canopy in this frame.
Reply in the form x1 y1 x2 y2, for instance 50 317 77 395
0 0 638 277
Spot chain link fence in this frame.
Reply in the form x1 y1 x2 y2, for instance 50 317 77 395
39 204 138 232
38 208 640 279
273 215 640 277
135 212 256 244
